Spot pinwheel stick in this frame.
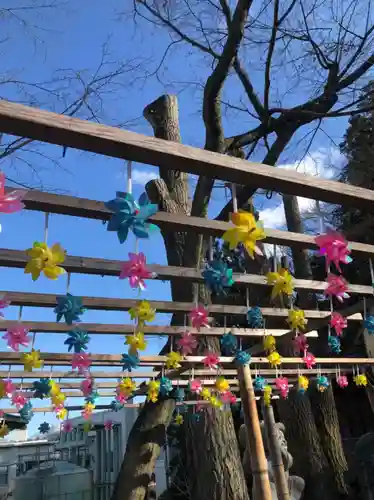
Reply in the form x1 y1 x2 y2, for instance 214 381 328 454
44 212 49 243
231 183 238 213
127 160 132 194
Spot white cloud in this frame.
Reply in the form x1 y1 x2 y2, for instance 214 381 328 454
132 168 158 185
258 148 344 229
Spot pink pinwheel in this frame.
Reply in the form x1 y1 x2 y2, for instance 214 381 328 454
190 379 203 394
189 306 210 331
0 410 4 418
303 351 316 369
116 393 128 404
275 377 289 399
177 332 197 356
336 375 348 388
71 353 91 374
12 392 27 409
221 391 237 405
325 274 350 303
293 334 308 355
62 420 73 433
104 420 113 430
80 377 94 397
202 351 220 370
330 312 347 337
4 379 15 397
315 230 352 273
3 324 30 351
119 252 154 290
0 295 10 318
0 172 26 214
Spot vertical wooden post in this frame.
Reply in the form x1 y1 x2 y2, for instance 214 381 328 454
263 402 290 500
238 364 272 500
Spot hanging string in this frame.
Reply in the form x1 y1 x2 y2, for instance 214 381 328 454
369 259 374 289
18 306 23 322
44 213 50 244
127 160 133 194
231 184 238 213
49 365 53 380
363 297 367 321
66 273 71 294
273 245 277 272
32 332 37 349
246 287 249 309
209 236 213 261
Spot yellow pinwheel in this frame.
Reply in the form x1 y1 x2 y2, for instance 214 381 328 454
298 375 309 393
215 377 230 393
49 380 61 396
51 392 66 407
147 380 160 403
166 351 183 369
22 349 44 372
200 387 211 401
56 407 68 421
118 377 136 395
288 309 307 331
175 414 184 425
266 267 294 299
354 374 368 387
222 211 266 258
263 385 272 407
263 335 276 353
267 351 282 367
125 332 147 354
129 300 156 324
0 423 9 438
209 395 223 409
25 242 66 281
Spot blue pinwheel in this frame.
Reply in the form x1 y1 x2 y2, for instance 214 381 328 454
64 329 90 353
235 350 251 366
247 307 264 328
121 352 140 372
328 336 341 354
159 376 173 396
55 294 85 325
39 422 51 434
20 402 34 423
202 258 234 296
105 191 158 244
33 378 51 399
220 332 238 355
253 376 267 391
317 375 330 391
171 387 185 402
110 400 124 412
85 390 99 405
364 315 374 334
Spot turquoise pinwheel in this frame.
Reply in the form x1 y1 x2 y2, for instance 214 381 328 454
33 378 51 399
171 387 185 402
20 402 33 423
159 376 173 396
39 422 51 434
105 191 158 244
85 390 99 405
121 352 140 372
64 329 90 353
328 336 341 354
55 293 85 325
247 307 264 328
235 350 251 366
253 376 267 391
317 375 330 391
220 332 238 355
364 315 374 334
202 258 234 296
110 400 124 412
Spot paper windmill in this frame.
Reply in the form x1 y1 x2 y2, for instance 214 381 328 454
275 377 289 399
116 393 128 405
22 349 43 372
220 332 238 355
12 392 27 409
159 376 173 396
328 336 341 354
0 172 26 214
3 379 14 398
33 378 51 399
298 375 309 393
55 294 85 325
166 351 183 369
110 399 124 412
317 375 330 392
293 334 308 355
120 252 154 290
176 332 197 356
129 300 156 324
71 352 91 374
364 316 374 334
354 374 368 387
287 309 307 332
221 391 237 405
189 379 203 394
85 390 99 405
189 306 210 331
201 387 211 401
62 420 73 433
147 380 160 403
125 332 147 354
325 274 350 302
171 387 185 402
64 329 90 353
0 296 10 318
235 350 251 366
38 422 51 434
303 351 316 369
80 377 95 397
314 230 352 273
266 267 294 299
55 406 67 421
121 352 140 372
247 307 264 328
51 392 66 407
19 401 33 422
215 377 230 394
175 414 184 425
267 351 282 367
336 375 348 388
105 191 158 244
82 402 95 420
25 242 66 281
263 335 276 353
104 420 113 431
209 395 223 409
263 385 272 407
202 259 234 296
254 376 267 391
82 421 93 432
117 377 136 396
3 324 31 351
0 424 9 439
49 380 61 396
330 312 347 337
202 352 220 370
222 211 265 258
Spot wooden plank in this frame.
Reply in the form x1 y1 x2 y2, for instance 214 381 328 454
0 320 318 338
0 290 364 322
0 249 372 295
0 370 155 379
13 188 374 257
1 100 374 208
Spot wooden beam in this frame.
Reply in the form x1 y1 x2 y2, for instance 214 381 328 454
1 100 374 209
0 290 364 322
0 320 318 338
0 249 372 295
13 188 374 257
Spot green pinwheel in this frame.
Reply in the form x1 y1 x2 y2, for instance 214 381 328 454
39 422 51 434
105 192 158 244
202 258 234 296
121 352 140 372
55 293 85 325
33 378 51 399
64 329 90 353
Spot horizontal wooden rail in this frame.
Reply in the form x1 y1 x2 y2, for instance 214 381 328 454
0 370 155 379
0 249 372 295
0 352 373 366
0 320 318 338
1 100 374 209
0 290 364 322
11 188 374 257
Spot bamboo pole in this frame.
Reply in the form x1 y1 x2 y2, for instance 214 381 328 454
238 364 272 500
263 402 290 500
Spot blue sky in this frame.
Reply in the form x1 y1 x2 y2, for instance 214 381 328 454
0 1 353 435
